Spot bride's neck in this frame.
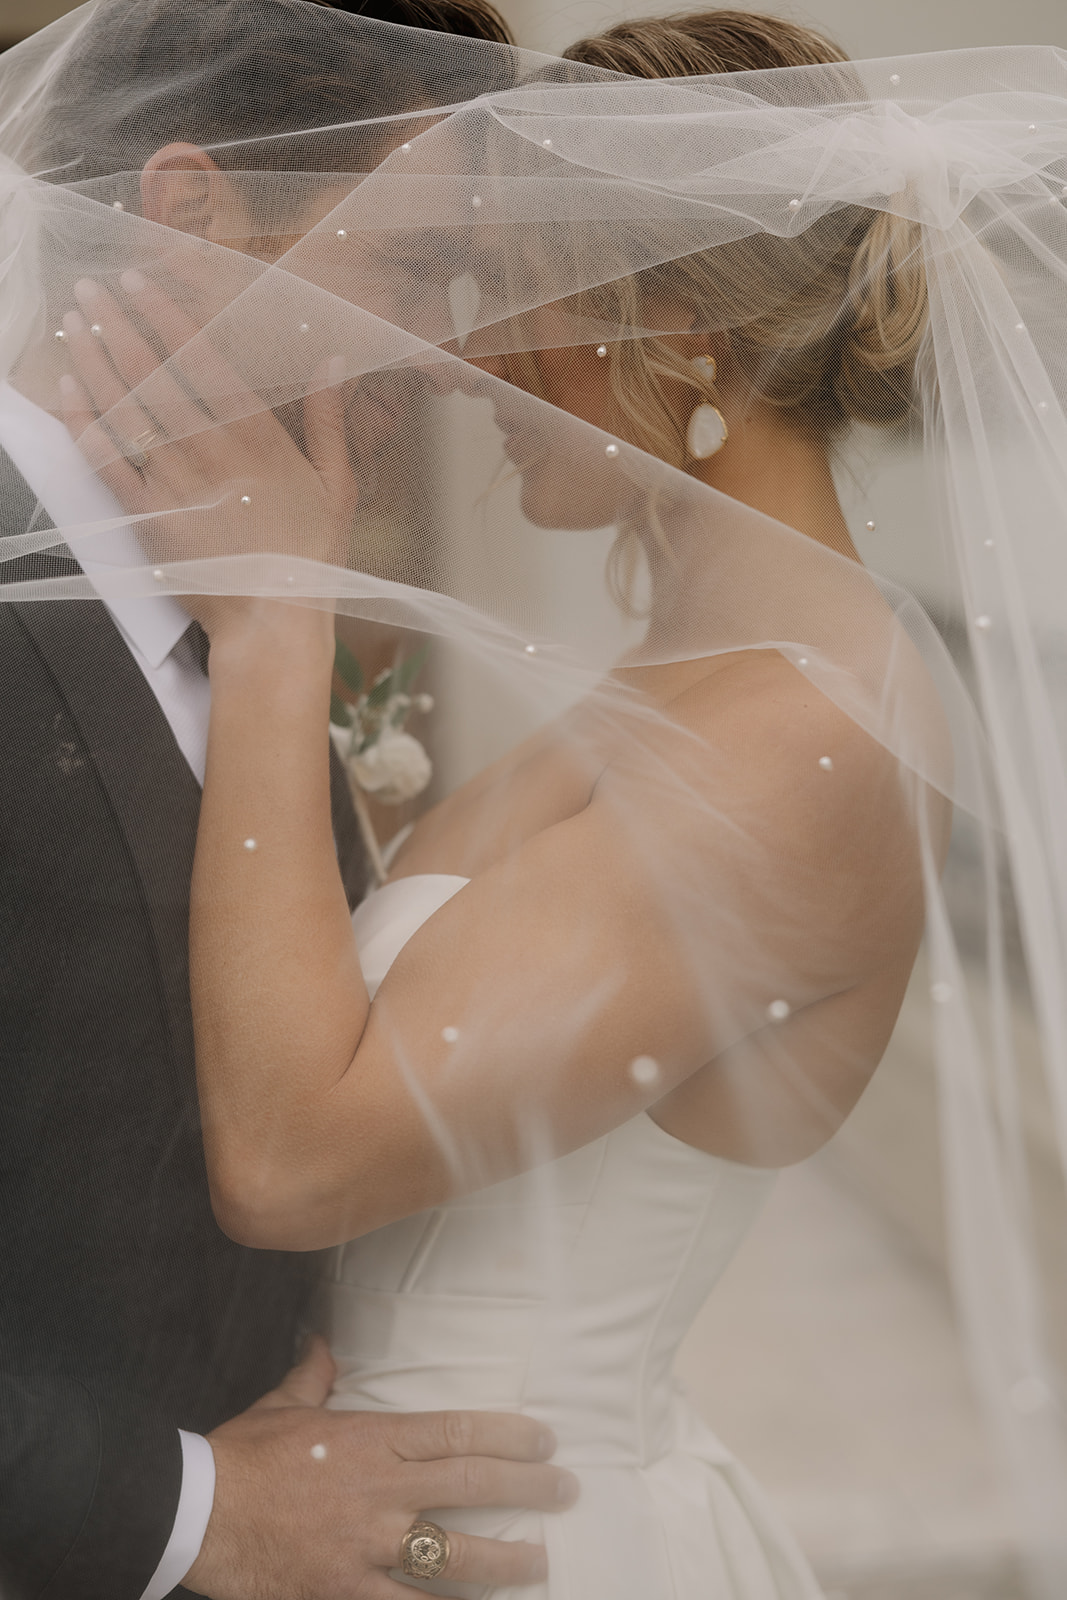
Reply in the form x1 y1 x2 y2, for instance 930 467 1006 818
637 401 860 665
693 401 858 561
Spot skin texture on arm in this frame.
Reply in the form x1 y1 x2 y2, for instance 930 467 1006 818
191 623 933 1251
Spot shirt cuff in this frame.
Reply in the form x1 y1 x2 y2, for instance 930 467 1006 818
138 1430 216 1600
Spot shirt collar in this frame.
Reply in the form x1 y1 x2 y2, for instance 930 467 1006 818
0 381 191 668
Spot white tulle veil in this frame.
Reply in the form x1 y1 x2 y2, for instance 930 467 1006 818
3 1 1067 1590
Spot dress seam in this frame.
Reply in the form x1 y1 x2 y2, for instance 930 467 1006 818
635 1162 726 1467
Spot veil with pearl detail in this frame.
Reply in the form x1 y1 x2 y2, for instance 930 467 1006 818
2 2 1067 1591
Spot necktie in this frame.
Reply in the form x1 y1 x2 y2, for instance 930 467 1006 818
185 619 211 676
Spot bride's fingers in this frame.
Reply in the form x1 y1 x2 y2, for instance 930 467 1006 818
116 268 254 425
75 279 186 400
58 371 147 504
71 279 213 456
59 307 146 443
117 268 297 459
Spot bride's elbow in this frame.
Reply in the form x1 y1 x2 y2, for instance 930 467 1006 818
205 1144 375 1251
206 1150 325 1251
208 1174 303 1250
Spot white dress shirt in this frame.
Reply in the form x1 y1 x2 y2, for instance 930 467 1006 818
0 382 216 1598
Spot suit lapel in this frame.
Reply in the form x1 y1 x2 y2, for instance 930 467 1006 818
2 448 202 1058
15 596 204 1064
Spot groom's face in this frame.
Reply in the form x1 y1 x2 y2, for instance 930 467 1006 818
138 137 435 473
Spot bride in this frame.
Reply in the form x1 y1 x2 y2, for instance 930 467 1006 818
54 8 1029 1598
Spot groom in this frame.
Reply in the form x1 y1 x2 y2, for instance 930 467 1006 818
0 3 574 1598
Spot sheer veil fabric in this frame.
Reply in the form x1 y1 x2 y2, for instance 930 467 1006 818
3 1 1067 1590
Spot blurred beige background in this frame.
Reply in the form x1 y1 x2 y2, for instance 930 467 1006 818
0 0 70 46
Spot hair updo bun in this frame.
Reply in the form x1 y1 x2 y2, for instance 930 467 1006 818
563 10 929 449
837 209 929 428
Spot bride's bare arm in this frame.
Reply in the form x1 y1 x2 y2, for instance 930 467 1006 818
192 620 926 1252
55 269 930 1252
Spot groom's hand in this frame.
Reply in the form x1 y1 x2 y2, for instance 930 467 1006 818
184 1337 576 1599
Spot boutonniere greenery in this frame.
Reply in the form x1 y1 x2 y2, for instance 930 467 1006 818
329 638 433 882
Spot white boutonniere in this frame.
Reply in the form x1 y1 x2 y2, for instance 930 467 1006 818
329 639 433 883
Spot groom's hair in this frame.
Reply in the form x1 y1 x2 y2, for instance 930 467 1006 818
315 0 512 43
34 0 516 182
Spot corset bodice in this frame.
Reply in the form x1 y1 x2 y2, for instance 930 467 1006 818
322 875 819 1600
324 1105 773 1469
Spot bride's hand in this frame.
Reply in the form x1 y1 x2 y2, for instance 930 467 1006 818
58 266 359 648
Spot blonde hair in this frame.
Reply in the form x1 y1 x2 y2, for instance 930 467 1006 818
487 13 932 608
556 11 928 608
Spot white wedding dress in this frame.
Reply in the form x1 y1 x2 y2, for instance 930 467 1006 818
322 875 824 1600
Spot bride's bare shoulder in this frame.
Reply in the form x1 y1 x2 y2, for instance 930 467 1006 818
633 647 896 785
619 646 949 892
669 645 945 796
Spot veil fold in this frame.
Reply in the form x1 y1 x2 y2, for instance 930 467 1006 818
3 4 1067 1590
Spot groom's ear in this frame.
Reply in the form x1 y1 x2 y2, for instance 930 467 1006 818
140 143 244 240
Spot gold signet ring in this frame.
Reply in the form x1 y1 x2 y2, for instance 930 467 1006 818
400 1518 452 1581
